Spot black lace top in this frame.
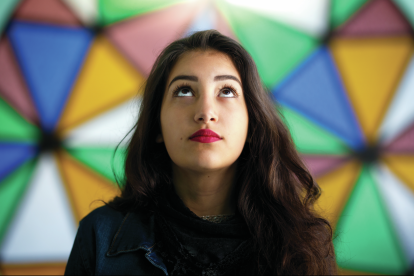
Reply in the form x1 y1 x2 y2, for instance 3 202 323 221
154 188 256 275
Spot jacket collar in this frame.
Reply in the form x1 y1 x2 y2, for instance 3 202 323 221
106 211 156 257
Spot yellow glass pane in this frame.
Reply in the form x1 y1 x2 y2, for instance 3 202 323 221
1 263 66 275
58 36 145 133
330 37 414 143
57 151 120 221
315 161 361 227
382 155 414 192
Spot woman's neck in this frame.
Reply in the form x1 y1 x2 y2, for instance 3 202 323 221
171 163 237 217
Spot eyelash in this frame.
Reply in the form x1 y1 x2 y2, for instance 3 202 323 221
220 84 238 97
172 83 239 97
172 83 192 96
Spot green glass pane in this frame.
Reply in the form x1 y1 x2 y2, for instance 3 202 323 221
0 0 20 35
99 0 186 26
66 147 126 185
330 0 368 28
279 105 349 155
216 0 318 88
394 0 414 27
0 98 39 143
334 166 408 274
0 159 35 244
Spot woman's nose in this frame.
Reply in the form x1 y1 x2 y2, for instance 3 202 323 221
194 93 218 123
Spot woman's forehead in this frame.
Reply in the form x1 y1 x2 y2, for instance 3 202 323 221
167 50 240 81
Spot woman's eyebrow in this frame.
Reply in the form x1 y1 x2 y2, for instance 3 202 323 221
168 75 198 88
214 75 241 86
168 74 242 89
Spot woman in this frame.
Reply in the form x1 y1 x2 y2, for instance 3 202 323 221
65 30 336 275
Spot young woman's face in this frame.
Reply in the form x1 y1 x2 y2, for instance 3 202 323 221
159 50 249 173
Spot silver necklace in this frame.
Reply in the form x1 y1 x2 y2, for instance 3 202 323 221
200 214 234 223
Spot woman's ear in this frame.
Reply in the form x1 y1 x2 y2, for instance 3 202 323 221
156 134 164 143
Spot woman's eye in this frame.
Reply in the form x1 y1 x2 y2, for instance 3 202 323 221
219 88 236 98
176 88 193 97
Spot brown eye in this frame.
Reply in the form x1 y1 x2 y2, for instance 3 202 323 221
174 86 194 97
219 87 237 98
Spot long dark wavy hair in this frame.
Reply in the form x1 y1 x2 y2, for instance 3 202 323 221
109 30 336 275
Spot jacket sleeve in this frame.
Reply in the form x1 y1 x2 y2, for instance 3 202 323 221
65 221 95 275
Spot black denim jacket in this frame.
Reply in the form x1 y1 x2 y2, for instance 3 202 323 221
65 205 167 275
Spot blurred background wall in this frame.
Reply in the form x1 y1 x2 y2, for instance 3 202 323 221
0 0 413 274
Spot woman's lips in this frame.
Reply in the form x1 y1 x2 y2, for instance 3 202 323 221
189 129 222 143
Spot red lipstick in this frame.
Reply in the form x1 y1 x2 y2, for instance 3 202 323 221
189 129 222 143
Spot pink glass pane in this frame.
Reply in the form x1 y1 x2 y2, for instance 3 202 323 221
106 1 202 76
301 155 348 178
14 0 81 26
337 0 411 36
0 38 38 124
385 122 414 153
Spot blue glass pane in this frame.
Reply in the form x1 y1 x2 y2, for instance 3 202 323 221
8 21 93 132
272 47 365 149
0 143 37 183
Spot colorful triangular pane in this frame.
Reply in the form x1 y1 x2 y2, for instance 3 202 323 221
380 56 414 143
106 1 200 76
382 155 414 192
385 122 414 153
8 21 93 132
394 0 414 28
0 38 38 123
330 0 368 28
184 4 216 37
301 155 348 178
314 161 361 227
216 0 318 87
0 0 20 35
57 36 144 132
219 0 328 38
374 164 414 265
215 5 238 41
330 36 414 143
0 143 37 184
182 3 238 41
99 0 188 26
0 98 39 142
0 160 35 244
62 0 98 26
273 47 364 149
64 99 139 147
57 151 120 221
0 154 77 263
1 264 66 275
14 0 81 26
337 0 412 37
334 166 408 274
279 105 349 155
65 147 126 185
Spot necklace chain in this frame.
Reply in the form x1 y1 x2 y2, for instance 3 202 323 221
200 214 234 223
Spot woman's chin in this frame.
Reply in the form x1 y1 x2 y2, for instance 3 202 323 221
176 156 235 173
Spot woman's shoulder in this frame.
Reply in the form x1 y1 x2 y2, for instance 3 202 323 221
78 205 154 245
79 205 151 236
71 205 155 260
75 205 128 252
80 205 126 229
66 205 158 274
